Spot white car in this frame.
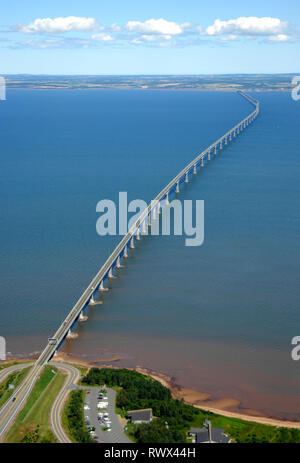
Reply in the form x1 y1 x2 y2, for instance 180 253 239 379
84 405 90 410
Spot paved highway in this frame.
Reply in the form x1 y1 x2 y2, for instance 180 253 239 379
0 362 33 385
50 362 80 443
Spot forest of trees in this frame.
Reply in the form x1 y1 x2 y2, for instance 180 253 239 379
64 390 95 443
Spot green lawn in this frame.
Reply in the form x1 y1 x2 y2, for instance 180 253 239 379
5 366 66 443
0 367 31 408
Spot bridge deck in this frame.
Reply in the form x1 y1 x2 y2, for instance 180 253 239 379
37 91 260 366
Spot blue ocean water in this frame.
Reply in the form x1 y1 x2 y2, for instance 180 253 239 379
1 89 300 418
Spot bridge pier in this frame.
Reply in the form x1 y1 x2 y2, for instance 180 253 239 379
176 182 180 193
229 133 232 141
185 172 189 183
116 256 122 268
220 141 223 150
193 164 197 175
99 281 109 291
201 158 204 168
214 146 217 155
130 237 135 249
165 192 169 205
142 221 147 234
67 329 78 339
148 214 151 227
208 151 211 161
136 228 141 241
225 137 228 145
108 267 114 278
79 311 88 322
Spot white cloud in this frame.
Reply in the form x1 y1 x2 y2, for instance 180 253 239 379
110 24 121 32
141 34 172 42
205 17 288 37
221 34 237 42
16 16 99 34
126 18 185 36
268 34 290 42
12 38 91 49
91 33 114 41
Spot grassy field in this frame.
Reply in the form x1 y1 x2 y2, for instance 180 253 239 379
5 366 66 443
0 367 31 408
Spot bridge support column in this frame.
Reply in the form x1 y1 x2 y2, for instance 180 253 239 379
214 146 217 155
165 192 169 205
142 221 147 234
208 151 211 161
130 237 135 249
193 165 197 175
116 256 122 268
153 207 157 220
148 214 151 227
89 294 95 305
136 228 141 241
79 311 88 322
225 137 228 145
201 158 204 168
185 172 189 183
229 133 232 141
108 268 114 278
157 202 161 215
99 281 109 291
220 141 223 150
176 182 180 193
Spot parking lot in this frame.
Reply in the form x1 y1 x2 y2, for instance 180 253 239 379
83 387 132 443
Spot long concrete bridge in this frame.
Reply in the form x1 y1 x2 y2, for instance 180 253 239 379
39 91 260 365
0 91 259 437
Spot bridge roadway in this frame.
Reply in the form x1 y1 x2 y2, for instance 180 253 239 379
0 91 259 438
37 91 259 367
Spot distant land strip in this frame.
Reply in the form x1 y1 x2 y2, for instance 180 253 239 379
3 73 298 91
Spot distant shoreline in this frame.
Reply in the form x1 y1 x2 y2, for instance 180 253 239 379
4 86 293 92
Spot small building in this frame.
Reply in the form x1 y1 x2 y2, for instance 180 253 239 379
189 420 230 443
127 408 153 424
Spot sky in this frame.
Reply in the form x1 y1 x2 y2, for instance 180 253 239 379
0 0 300 74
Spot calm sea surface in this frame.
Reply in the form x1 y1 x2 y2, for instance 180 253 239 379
1 89 300 419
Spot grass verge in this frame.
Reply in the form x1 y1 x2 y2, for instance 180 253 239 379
0 367 31 408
